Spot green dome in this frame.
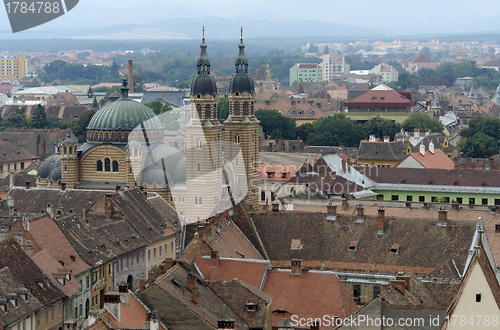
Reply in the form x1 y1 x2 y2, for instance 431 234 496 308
87 98 162 131
37 155 61 179
141 144 186 186
61 133 77 146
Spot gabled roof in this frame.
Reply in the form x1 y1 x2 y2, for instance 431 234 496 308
379 274 443 308
0 141 39 163
0 267 42 328
412 55 432 63
344 89 416 108
358 140 407 161
399 149 456 170
0 239 64 306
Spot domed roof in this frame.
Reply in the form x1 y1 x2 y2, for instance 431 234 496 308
229 73 254 94
37 155 61 179
229 33 255 95
61 133 77 146
191 33 217 97
172 132 186 144
141 143 186 186
47 166 61 182
87 79 162 131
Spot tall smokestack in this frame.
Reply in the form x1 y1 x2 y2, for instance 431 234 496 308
128 59 134 94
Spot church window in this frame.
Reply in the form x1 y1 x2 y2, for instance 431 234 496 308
104 158 111 172
100 132 103 140
205 104 211 119
251 102 254 114
134 149 138 157
97 160 103 172
196 104 202 119
112 161 119 172
105 133 109 140
234 135 240 144
234 101 240 115
69 147 72 154
111 133 115 141
196 140 202 149
243 101 249 115
195 197 198 205
197 163 200 172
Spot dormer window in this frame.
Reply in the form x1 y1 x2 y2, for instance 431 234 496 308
0 300 6 313
476 291 481 302
245 302 258 312
288 110 295 115
281 172 286 178
348 240 358 252
307 110 314 115
297 110 303 115
390 243 400 254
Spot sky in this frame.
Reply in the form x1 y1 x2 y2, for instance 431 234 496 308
2 0 500 38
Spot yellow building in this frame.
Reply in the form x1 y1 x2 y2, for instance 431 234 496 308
0 55 27 79
0 141 39 179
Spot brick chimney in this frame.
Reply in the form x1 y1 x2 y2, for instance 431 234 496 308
186 273 196 291
61 182 67 191
327 203 337 216
105 195 113 220
118 282 129 306
191 286 200 305
341 197 348 211
438 209 447 225
218 320 235 330
414 128 420 138
147 270 154 284
392 273 410 294
103 293 121 322
356 205 364 219
128 59 134 94
25 240 33 257
377 207 385 234
210 250 219 268
139 277 146 291
25 181 31 190
341 158 347 173
291 259 302 276
391 280 406 294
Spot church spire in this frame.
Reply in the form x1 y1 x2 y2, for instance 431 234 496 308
197 26 210 75
235 27 248 74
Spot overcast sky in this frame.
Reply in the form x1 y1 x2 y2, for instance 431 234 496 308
2 0 500 37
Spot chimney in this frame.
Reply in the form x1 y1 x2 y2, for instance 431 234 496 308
452 201 459 211
393 274 410 294
438 209 448 225
377 207 385 234
490 158 495 170
419 144 425 156
383 136 390 142
186 273 196 291
9 172 14 189
128 59 134 94
272 203 279 212
341 158 347 173
25 240 33 257
391 280 406 294
191 286 200 305
86 311 99 328
466 157 472 169
147 270 154 284
341 197 348 211
414 128 420 138
218 320 235 330
356 205 364 219
405 202 412 210
61 182 67 191
103 293 121 322
210 250 219 268
25 181 31 190
291 259 302 276
369 134 376 142
139 276 146 291
327 203 337 215
118 283 129 306
429 141 434 154
105 195 113 220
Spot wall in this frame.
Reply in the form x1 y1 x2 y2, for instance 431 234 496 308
146 236 176 271
375 189 500 205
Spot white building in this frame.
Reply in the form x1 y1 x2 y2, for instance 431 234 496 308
369 63 398 83
319 53 350 82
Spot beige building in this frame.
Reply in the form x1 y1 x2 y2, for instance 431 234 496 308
0 56 27 79
0 141 39 179
319 53 350 82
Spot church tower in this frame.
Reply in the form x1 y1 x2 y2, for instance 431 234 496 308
186 28 223 222
60 134 78 189
224 28 259 210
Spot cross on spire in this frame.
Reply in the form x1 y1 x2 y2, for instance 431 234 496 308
240 26 243 40
202 26 205 40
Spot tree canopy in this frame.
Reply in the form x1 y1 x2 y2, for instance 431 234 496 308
307 113 364 147
362 116 401 141
217 98 229 122
402 112 444 134
255 109 296 140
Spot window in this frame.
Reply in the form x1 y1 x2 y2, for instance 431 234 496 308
136 251 139 263
391 195 399 201
51 306 54 320
21 162 24 169
153 248 156 259
86 276 89 289
171 242 174 253
120 258 123 270
197 163 200 172
261 190 266 201
482 198 488 205
79 303 82 317
271 191 276 201
147 250 150 261
112 160 119 172
104 158 111 172
234 135 240 144
109 264 111 275
476 292 481 303
431 196 438 202
45 310 49 324
8 164 10 171
469 198 475 205
457 197 463 204
23 321 26 330
165 244 167 254
353 284 361 303
196 140 202 148
205 104 211 119
97 160 103 171
373 285 381 298
234 101 240 115
406 195 413 202
126 255 129 268
444 197 450 203
159 246 162 257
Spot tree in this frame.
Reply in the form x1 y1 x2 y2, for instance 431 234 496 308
420 47 432 59
87 85 93 98
460 133 498 158
31 104 47 128
307 113 364 147
255 109 296 140
68 109 96 142
217 98 229 122
4 108 27 127
92 97 99 109
145 100 172 116
402 112 444 134
460 117 500 142
362 117 401 141
296 123 315 142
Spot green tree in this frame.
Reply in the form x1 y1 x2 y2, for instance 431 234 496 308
402 112 444 134
255 109 296 140
217 98 229 122
460 132 498 158
363 117 401 141
296 122 315 142
145 100 172 115
460 117 500 142
31 104 47 128
4 108 27 127
68 109 96 142
307 113 364 147
87 85 93 98
92 97 99 109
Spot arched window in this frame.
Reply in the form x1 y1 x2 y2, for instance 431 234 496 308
97 160 103 171
69 147 72 154
63 147 67 155
134 149 138 157
234 135 240 144
111 132 115 141
195 197 198 205
243 101 249 115
251 102 254 115
104 158 111 172
234 101 240 115
205 104 211 119
105 132 109 140
196 104 202 119
112 160 119 172
100 132 103 140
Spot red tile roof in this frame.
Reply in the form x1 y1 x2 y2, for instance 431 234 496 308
259 163 302 182
345 89 416 108
401 148 456 169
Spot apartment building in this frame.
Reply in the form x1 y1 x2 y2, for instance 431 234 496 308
289 63 321 84
319 53 350 82
0 56 27 80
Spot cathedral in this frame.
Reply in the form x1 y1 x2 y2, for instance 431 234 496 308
36 29 259 222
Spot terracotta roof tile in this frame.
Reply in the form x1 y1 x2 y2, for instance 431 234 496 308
401 149 456 169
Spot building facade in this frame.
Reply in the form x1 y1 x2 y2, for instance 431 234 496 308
0 56 27 80
289 63 321 84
